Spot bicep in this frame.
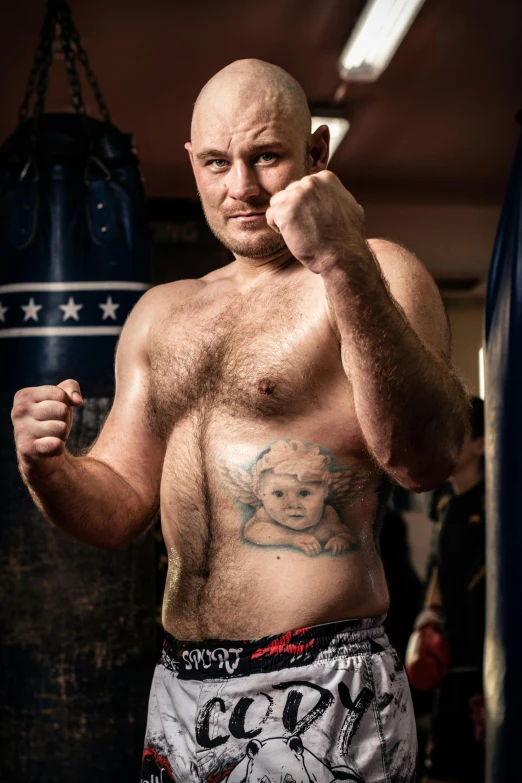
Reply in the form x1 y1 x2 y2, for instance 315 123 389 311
87 290 165 512
369 238 451 360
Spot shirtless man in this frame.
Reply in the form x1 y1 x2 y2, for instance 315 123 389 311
11 60 468 783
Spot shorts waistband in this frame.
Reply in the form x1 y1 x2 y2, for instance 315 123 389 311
161 615 387 680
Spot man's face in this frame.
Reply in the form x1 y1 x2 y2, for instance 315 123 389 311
186 99 311 259
257 471 327 530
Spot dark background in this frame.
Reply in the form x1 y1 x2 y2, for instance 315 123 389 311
2 0 522 288
1 1 520 780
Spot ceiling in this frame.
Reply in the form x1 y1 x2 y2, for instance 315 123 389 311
1 0 521 277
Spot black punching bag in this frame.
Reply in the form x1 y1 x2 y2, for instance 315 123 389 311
0 3 155 780
484 115 522 782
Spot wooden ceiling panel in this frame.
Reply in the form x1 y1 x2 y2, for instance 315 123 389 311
1 0 520 205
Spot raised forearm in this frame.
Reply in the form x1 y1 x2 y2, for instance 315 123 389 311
322 248 467 491
23 453 157 549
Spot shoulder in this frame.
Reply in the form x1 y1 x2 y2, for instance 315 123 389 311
245 507 270 526
323 503 341 522
368 238 451 359
115 278 207 364
131 259 237 321
135 278 207 314
368 238 438 296
125 278 206 330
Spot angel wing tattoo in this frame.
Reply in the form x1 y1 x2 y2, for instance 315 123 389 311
327 467 373 508
218 462 262 509
218 439 375 558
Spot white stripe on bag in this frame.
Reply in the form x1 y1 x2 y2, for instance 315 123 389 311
0 281 151 294
0 326 122 337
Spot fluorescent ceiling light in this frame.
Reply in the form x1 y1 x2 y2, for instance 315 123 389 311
311 116 350 161
339 0 427 82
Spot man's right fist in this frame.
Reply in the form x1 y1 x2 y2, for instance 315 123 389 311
11 379 83 480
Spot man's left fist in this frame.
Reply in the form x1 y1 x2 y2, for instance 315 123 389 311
265 171 365 274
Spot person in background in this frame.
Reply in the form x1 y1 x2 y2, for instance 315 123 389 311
379 506 422 661
411 397 486 783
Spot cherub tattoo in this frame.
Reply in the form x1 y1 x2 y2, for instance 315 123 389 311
219 439 372 557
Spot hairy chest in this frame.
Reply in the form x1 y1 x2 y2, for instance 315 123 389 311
146 284 340 439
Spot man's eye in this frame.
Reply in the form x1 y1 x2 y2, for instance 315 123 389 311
257 153 278 164
210 159 228 168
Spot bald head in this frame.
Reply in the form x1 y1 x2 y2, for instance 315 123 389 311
185 60 329 262
191 59 311 149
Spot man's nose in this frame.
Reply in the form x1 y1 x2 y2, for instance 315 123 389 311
227 161 261 201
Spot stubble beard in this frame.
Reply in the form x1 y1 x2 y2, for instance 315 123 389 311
198 150 311 260
200 200 287 259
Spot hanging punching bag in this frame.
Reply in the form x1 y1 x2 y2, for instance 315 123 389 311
0 2 155 780
484 115 522 783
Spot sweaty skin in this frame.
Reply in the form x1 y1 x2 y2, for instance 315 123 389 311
12 59 468 642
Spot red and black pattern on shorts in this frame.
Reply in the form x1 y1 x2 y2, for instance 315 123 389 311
162 618 379 680
249 625 316 668
141 743 176 782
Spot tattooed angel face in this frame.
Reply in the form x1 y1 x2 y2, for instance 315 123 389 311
256 470 328 530
219 438 373 554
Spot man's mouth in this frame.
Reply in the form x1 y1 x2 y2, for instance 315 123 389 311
228 211 266 223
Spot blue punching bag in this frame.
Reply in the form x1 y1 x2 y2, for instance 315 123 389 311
0 2 155 780
484 114 522 782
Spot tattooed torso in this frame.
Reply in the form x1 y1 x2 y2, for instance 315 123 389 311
146 267 390 640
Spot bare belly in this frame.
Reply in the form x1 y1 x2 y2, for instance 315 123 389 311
159 411 390 641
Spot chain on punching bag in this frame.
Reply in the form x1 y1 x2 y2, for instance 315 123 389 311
0 2 156 780
484 116 522 783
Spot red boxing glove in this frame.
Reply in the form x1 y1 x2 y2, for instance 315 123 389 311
405 607 451 691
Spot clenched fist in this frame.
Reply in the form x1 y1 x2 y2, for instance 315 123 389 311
265 170 366 274
11 379 83 481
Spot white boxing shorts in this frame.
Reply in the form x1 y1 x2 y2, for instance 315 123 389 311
141 616 417 783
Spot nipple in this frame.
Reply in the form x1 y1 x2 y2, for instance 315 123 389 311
258 379 276 395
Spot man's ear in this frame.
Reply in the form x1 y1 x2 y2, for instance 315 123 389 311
309 125 330 173
184 141 195 174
